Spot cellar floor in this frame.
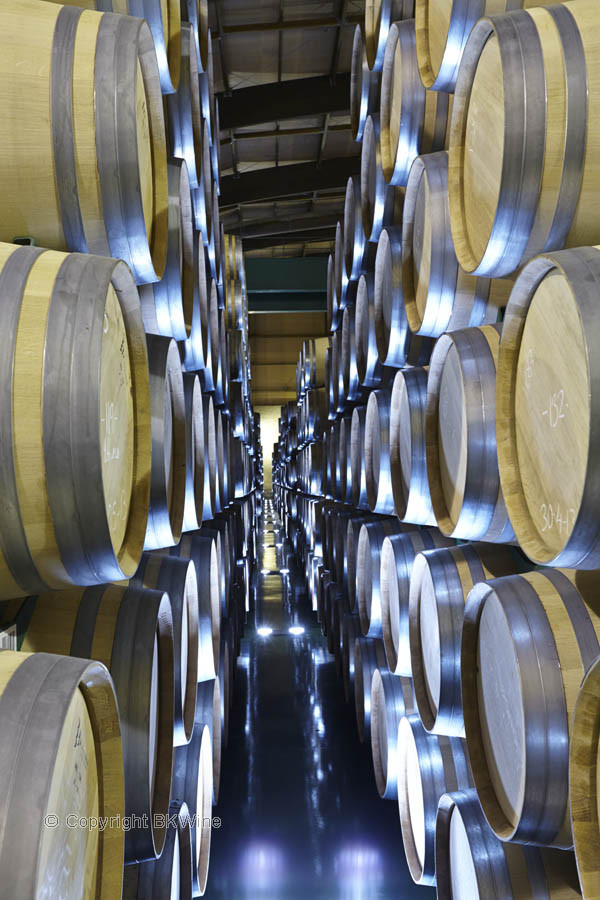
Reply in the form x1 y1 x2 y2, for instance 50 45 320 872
206 500 432 899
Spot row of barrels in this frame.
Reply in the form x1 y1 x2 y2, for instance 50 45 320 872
275 489 600 898
283 237 600 569
353 0 600 281
0 494 256 897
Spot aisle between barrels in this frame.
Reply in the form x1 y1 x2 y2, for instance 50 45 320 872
207 501 430 898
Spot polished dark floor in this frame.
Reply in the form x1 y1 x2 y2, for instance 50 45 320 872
207 500 433 899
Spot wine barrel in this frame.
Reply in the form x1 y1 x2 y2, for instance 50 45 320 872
342 612 362 702
171 531 221 673
354 636 387 742
197 667 222 802
219 625 232 747
351 26 380 142
182 237 210 372
449 1 600 278
380 20 452 186
338 416 354 506
123 801 193 900
132 553 199 745
402 152 511 337
462 569 600 847
0 651 124 898
139 159 194 341
0 244 150 599
356 273 386 389
0 2 169 284
371 669 415 798
129 0 180 94
571 655 600 899
497 247 600 569
168 23 202 189
0 585 175 862
201 393 218 521
436 790 582 900
144 335 187 550
192 122 213 243
181 377 204 534
327 254 336 332
389 367 432 524
380 529 452 675
343 175 366 281
426 324 514 542
46 0 128 9
408 543 527 736
341 305 361 405
374 226 408 367
171 722 213 896
397 714 472 884
182 0 209 72
365 384 395 513
361 115 403 243
350 407 370 510
357 518 406 636
365 0 414 70
334 222 349 318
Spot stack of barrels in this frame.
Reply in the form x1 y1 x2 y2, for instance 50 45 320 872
274 0 600 895
0 0 260 894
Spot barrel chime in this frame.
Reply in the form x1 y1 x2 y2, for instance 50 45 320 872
274 0 600 895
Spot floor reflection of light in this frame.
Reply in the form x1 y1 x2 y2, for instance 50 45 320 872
257 626 273 637
335 845 384 899
240 841 285 892
288 625 305 636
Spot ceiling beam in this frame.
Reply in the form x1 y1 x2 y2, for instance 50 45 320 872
221 123 350 143
219 14 361 34
218 74 350 130
231 214 340 238
219 156 358 206
243 229 335 251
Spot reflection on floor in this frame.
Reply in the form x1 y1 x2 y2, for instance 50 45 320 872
207 501 433 899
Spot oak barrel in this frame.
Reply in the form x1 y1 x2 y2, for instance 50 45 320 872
123 801 193 900
351 25 380 142
0 651 124 899
370 668 415 798
408 543 527 736
182 374 205 533
139 158 194 341
0 585 175 862
448 1 600 277
380 20 452 186
144 335 187 550
0 244 150 599
365 0 415 70
129 0 181 94
0 1 168 284
402 151 511 337
132 553 200 745
436 790 582 900
462 569 600 847
168 23 203 189
171 721 213 895
354 635 387 742
397 714 472 884
426 324 514 542
497 247 600 569
379 529 452 676
389 366 434 524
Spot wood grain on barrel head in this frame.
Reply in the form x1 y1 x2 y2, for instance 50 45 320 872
419 564 441 716
136 61 153 240
514 271 588 559
463 35 504 267
37 689 99 900
437 343 467 527
404 721 427 867
477 593 526 829
101 285 134 556
448 805 479 900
